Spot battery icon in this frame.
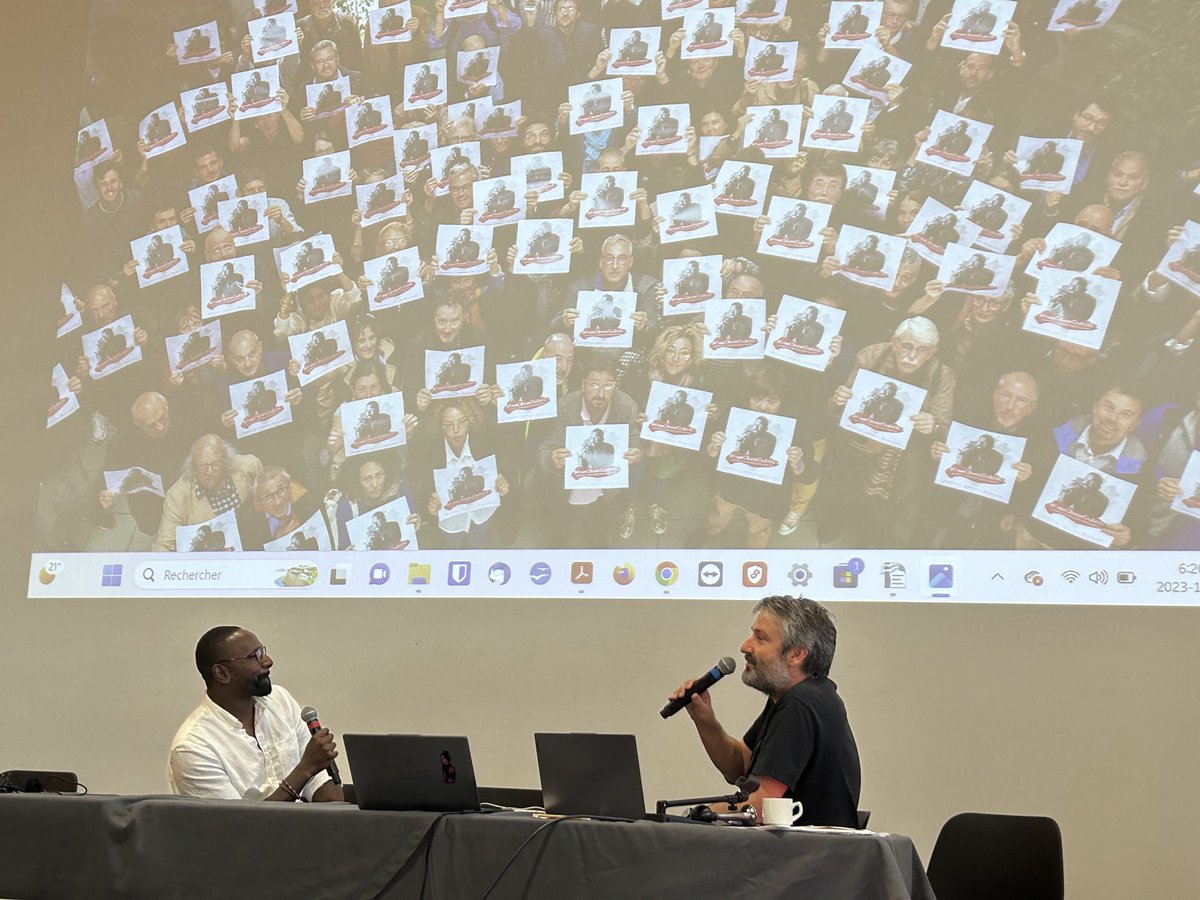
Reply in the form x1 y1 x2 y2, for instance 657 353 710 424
1116 571 1136 584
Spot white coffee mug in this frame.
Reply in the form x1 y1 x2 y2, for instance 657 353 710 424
761 797 803 826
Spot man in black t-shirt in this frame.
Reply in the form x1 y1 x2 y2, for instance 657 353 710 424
667 595 860 826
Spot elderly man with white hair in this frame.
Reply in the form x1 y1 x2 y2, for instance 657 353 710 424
152 434 263 551
818 316 956 547
559 233 659 337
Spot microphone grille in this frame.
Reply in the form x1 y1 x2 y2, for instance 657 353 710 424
717 657 737 675
300 706 319 723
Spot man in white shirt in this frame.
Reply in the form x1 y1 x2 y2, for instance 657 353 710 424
168 626 343 802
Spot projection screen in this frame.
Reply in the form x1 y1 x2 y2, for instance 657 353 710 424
32 0 1200 603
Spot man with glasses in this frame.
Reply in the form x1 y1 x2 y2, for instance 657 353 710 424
515 0 604 115
170 626 341 801
540 351 642 546
299 2 364 81
560 234 660 388
560 234 658 335
1066 98 1116 188
152 435 262 551
237 466 326 550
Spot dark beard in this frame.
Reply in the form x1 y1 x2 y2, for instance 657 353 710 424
253 673 273 696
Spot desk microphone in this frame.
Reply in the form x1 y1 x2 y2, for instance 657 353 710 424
660 657 737 719
300 706 342 786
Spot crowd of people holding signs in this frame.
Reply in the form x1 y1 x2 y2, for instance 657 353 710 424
48 0 1200 553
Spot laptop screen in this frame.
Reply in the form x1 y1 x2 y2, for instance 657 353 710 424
534 733 647 820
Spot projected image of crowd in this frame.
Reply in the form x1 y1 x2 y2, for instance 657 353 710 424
44 0 1200 554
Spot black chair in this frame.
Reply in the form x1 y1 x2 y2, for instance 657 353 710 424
927 812 1064 900
856 809 871 829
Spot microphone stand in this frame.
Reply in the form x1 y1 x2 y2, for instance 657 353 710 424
652 777 758 823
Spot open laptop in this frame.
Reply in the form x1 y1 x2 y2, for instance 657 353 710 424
343 734 481 812
534 732 647 820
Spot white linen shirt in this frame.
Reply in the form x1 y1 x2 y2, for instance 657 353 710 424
168 684 330 801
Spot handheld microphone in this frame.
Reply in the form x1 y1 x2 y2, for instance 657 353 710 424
660 657 737 719
300 706 342 786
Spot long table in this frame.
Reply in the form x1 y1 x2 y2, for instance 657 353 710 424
0 794 935 899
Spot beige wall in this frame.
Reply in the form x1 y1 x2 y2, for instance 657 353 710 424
7 8 1198 899
3 596 1197 899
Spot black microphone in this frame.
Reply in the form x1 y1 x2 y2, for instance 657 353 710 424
300 706 342 786
660 657 737 719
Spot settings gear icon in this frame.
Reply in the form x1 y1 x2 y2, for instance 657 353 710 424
788 563 812 587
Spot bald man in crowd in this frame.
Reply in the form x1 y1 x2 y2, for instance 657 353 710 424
69 282 153 426
94 392 191 536
923 371 1045 547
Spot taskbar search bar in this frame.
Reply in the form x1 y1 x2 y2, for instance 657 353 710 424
134 560 318 590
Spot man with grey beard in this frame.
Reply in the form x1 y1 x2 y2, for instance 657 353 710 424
667 595 860 826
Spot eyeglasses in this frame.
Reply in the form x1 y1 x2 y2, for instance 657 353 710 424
258 484 290 503
584 381 617 392
217 646 267 665
195 460 224 473
665 348 693 360
973 297 1009 310
600 254 632 266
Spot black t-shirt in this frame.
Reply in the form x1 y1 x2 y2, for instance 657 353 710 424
742 677 861 827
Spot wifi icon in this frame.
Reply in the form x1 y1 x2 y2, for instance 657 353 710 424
1061 570 1081 583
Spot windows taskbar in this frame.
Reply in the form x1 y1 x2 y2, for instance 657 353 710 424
26 551 1200 604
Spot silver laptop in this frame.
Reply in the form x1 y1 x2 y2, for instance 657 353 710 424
534 732 647 819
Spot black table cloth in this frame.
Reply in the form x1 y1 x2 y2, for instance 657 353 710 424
0 794 935 899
